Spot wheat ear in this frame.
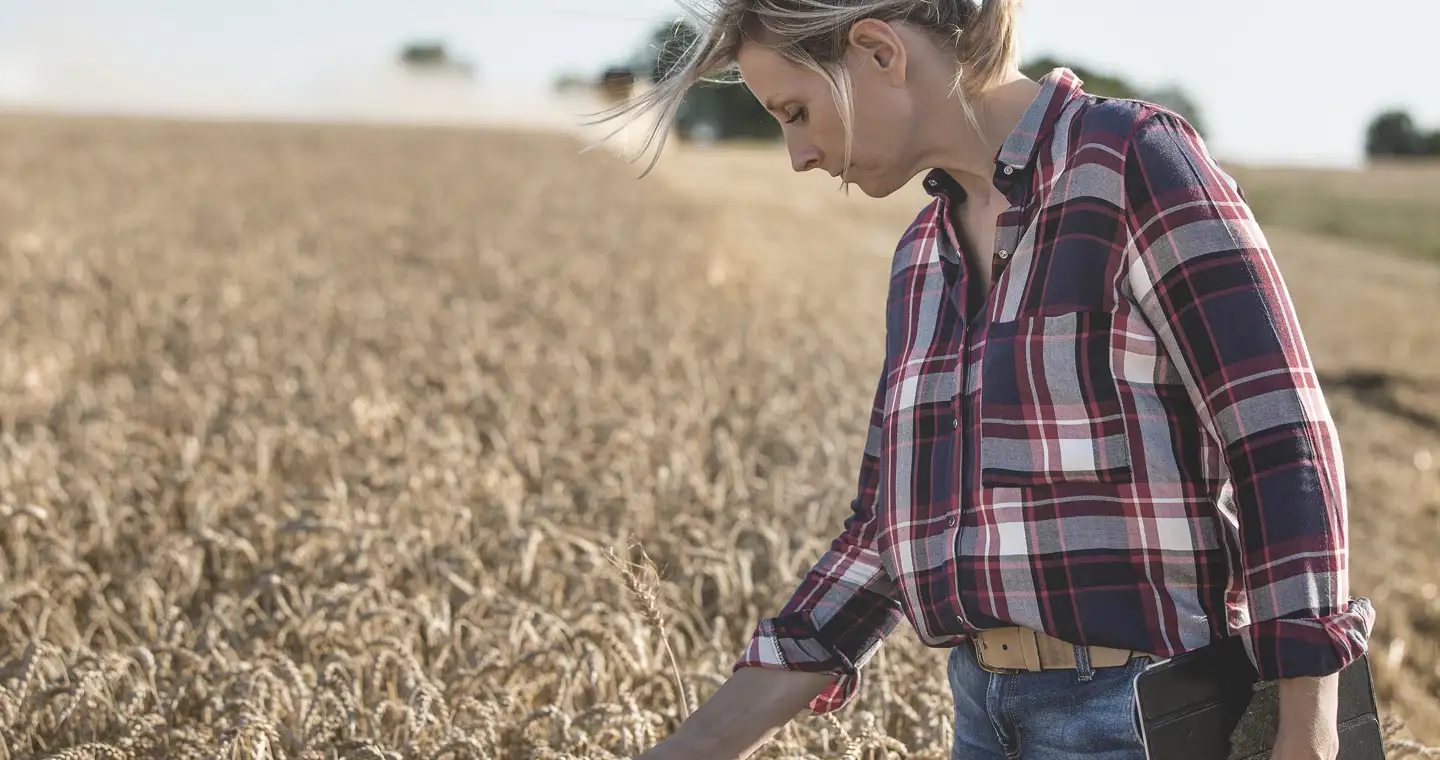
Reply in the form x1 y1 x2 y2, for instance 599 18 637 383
605 545 691 718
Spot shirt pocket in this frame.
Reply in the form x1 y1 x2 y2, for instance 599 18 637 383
977 309 1133 487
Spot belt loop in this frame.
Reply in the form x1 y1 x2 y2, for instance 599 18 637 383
1074 645 1094 682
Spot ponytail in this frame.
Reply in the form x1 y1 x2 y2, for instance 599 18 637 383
956 0 1020 98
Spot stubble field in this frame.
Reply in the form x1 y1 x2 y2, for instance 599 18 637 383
1 113 1438 759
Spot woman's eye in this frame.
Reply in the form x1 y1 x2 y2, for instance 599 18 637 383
785 108 806 124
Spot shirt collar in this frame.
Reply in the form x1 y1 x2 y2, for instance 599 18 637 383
995 67 1085 173
923 67 1086 200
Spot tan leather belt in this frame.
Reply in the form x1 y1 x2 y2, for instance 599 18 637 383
973 626 1142 673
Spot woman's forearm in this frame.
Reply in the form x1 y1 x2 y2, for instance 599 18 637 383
636 667 836 760
1273 673 1341 759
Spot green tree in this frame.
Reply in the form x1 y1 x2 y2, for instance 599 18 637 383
642 19 782 142
400 41 449 67
648 20 697 82
1021 57 1208 138
397 40 476 78
1022 57 1140 100
1365 109 1427 158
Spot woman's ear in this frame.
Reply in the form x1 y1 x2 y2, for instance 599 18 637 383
847 18 907 85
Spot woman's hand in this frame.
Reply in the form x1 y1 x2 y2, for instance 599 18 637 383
631 667 836 760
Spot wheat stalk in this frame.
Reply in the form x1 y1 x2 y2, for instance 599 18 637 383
0 114 1435 760
604 546 691 719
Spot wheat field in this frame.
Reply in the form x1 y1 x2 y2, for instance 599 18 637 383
0 113 1437 759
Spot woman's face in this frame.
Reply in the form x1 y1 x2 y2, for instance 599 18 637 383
736 21 921 198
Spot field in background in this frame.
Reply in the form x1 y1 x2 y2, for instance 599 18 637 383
0 113 1438 759
1226 161 1440 263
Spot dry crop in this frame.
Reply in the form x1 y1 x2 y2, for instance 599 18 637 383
1226 161 1440 264
0 114 1437 759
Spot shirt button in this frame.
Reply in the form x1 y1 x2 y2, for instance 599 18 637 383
1003 166 1015 175
952 418 959 428
947 516 957 527
998 250 1010 259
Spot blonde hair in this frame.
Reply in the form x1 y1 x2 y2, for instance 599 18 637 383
585 0 1021 176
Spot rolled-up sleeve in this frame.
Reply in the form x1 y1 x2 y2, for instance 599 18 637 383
734 358 904 714
1120 109 1375 680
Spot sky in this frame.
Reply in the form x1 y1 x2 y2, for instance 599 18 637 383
1 0 1436 168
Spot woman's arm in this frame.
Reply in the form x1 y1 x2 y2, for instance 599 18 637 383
1120 107 1374 758
637 356 905 756
726 353 906 713
636 668 837 760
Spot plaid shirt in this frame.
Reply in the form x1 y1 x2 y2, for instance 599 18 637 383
736 68 1375 715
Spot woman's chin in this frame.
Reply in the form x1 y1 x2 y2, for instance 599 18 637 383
849 170 903 199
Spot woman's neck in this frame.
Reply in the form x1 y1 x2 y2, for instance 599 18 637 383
918 70 1041 204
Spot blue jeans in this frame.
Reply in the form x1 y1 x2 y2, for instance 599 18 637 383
948 640 1151 760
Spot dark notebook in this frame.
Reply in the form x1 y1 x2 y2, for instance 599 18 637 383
1133 635 1385 760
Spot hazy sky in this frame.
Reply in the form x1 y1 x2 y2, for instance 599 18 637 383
1 0 1436 167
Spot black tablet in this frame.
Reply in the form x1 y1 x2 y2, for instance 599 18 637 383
1131 635 1385 760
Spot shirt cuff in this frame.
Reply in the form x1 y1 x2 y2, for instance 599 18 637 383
1240 597 1376 680
733 613 875 715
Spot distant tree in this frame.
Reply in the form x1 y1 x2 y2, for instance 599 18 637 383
1365 109 1428 158
649 19 697 83
400 42 449 67
1022 57 1140 100
397 40 476 78
642 19 781 143
1022 57 1208 138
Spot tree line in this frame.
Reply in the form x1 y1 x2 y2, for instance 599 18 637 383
1366 110 1440 159
569 19 1435 162
584 21 1210 147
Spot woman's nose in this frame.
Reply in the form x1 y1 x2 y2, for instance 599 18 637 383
789 144 822 173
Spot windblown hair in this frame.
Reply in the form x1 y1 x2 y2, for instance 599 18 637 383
586 0 1021 175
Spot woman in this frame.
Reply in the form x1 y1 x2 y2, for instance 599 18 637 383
597 2 1375 758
